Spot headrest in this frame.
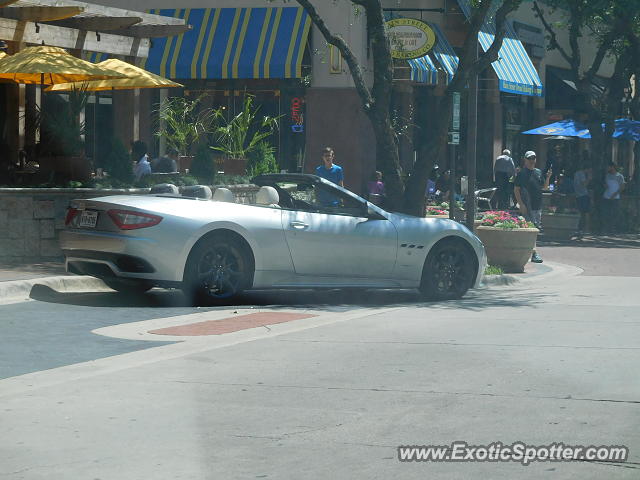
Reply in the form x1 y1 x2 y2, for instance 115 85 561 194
150 183 179 195
181 185 212 200
212 187 235 203
256 186 280 206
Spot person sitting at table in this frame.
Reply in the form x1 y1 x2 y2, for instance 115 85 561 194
152 150 179 174
132 140 151 181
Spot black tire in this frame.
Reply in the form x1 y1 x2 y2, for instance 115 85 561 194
183 234 252 306
419 239 476 301
103 278 153 294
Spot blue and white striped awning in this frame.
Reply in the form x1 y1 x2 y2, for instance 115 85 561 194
408 55 438 84
456 0 543 97
407 22 458 85
137 7 311 79
429 22 459 84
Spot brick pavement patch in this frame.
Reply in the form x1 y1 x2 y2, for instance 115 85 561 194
148 312 318 336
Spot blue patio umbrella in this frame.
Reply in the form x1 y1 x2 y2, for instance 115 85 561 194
610 118 640 141
523 118 640 140
522 119 590 137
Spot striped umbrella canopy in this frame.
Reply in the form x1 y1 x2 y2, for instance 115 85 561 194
0 46 126 85
46 58 182 92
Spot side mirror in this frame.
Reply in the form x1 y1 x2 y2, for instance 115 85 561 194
367 205 387 220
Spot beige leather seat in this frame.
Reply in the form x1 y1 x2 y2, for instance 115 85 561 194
212 187 235 203
256 186 280 208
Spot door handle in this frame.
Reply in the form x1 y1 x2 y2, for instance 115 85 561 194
290 221 309 230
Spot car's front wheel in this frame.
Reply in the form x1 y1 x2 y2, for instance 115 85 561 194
183 234 252 306
419 239 476 301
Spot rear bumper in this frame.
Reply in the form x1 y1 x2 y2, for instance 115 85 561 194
60 229 182 282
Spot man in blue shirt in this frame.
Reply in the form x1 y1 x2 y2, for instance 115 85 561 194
315 147 344 186
314 147 344 207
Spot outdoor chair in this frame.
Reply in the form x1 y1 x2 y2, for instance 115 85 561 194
475 187 497 211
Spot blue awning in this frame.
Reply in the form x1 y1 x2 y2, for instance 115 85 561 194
408 22 458 85
408 55 438 84
456 0 543 97
429 22 459 84
140 7 311 79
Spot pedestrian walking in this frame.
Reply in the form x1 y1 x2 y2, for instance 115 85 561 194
602 162 625 234
315 146 343 186
494 149 516 209
573 164 592 236
514 151 552 263
315 146 343 206
367 170 385 206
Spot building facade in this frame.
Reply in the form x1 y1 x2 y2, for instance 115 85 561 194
86 0 618 192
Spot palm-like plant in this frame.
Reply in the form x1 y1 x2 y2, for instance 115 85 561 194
154 96 216 156
210 94 279 159
35 85 88 156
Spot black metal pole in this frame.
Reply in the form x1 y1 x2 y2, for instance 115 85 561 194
449 144 456 220
465 44 478 231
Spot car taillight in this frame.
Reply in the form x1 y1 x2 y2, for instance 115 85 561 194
108 209 162 230
65 207 79 226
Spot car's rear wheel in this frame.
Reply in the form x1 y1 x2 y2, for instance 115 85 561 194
103 278 153 294
419 239 475 301
183 234 252 306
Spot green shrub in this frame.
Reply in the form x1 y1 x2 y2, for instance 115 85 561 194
247 142 279 177
485 265 504 276
103 137 133 183
190 144 216 184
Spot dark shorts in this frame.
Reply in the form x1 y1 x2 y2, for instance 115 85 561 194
576 195 591 213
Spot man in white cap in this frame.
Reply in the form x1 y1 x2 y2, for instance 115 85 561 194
494 148 516 209
514 151 552 263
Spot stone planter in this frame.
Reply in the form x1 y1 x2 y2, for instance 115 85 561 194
39 156 92 181
425 214 449 219
541 213 579 240
222 157 247 175
475 226 539 273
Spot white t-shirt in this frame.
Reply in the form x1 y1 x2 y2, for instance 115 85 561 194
603 172 625 200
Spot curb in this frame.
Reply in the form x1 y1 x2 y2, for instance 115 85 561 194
480 260 582 289
0 276 112 303
481 274 520 287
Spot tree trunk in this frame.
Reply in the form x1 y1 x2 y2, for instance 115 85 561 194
403 95 453 216
367 110 404 211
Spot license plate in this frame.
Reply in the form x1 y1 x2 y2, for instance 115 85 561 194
78 210 98 228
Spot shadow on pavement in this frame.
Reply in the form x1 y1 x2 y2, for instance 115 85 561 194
29 283 555 313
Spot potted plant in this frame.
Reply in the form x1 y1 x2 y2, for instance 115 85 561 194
475 211 539 273
541 205 580 240
210 94 279 175
154 95 215 172
37 86 91 181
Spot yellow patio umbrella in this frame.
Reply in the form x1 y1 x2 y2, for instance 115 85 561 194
0 46 126 85
46 58 183 92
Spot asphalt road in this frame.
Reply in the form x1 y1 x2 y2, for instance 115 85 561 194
0 257 639 479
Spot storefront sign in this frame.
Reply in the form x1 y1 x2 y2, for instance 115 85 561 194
291 97 304 133
385 18 436 60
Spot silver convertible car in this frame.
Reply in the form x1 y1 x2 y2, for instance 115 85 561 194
60 173 486 304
